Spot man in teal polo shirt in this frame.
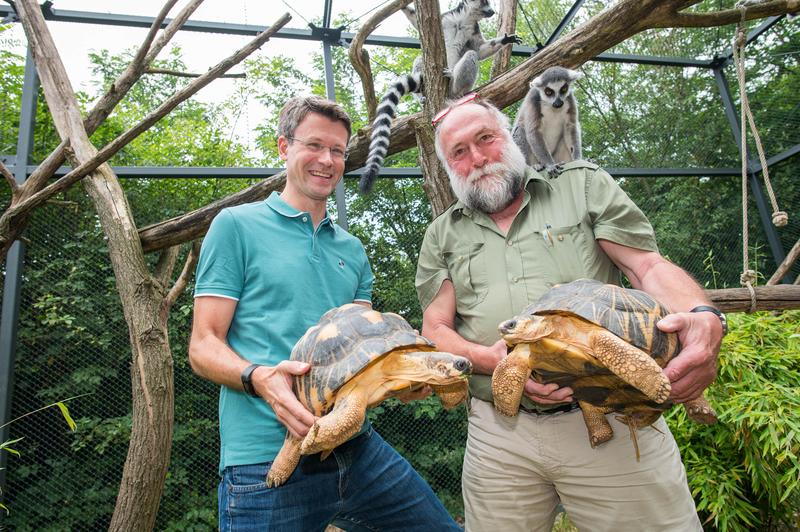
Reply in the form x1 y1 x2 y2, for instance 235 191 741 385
190 95 460 531
417 96 725 531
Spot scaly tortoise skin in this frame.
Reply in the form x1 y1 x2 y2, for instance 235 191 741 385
492 279 717 450
266 304 472 487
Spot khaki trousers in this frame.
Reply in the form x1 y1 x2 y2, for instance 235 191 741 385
462 398 702 532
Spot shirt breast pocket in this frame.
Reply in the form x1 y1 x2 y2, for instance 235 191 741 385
541 220 592 282
443 243 488 309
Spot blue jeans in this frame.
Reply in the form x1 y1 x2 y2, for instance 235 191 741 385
218 427 461 531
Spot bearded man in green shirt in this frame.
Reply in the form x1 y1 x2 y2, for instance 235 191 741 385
416 95 725 531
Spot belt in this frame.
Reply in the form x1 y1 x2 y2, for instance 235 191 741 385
518 402 581 415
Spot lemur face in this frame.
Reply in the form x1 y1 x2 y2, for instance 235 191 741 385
538 80 572 109
466 0 495 18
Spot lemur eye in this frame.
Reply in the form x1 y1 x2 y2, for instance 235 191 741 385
544 88 554 96
560 86 568 94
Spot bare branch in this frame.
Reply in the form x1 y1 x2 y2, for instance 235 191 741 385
349 0 413 121
145 67 246 78
0 159 18 195
0 12 292 258
161 240 201 318
651 0 799 27
153 245 180 287
767 238 800 285
490 0 518 79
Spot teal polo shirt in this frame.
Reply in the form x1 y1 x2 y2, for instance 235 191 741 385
195 191 373 471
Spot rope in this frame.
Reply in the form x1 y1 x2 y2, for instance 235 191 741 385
731 9 789 310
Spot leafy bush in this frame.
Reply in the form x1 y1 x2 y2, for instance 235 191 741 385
666 310 800 531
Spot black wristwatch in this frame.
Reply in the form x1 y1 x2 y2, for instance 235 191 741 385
690 305 728 336
241 363 263 397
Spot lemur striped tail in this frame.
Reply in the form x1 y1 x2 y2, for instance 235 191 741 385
359 73 423 194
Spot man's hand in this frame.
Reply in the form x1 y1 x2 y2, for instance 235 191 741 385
487 339 574 405
523 380 574 404
396 385 433 403
658 312 722 403
252 361 316 439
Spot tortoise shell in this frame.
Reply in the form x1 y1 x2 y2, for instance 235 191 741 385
524 279 679 409
292 304 434 415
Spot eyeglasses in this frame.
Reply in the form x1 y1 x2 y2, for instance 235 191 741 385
287 136 349 161
431 92 480 127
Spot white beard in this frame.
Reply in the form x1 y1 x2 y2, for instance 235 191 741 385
447 139 528 213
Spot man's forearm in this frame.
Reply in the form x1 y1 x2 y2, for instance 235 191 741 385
423 322 501 375
189 334 252 391
630 256 711 313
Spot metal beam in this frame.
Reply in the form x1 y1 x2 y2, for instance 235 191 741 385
545 0 585 46
5 164 744 179
0 47 38 494
713 67 789 281
0 5 715 68
717 15 784 62
754 142 800 173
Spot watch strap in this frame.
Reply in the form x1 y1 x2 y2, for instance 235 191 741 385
241 363 263 397
690 305 728 335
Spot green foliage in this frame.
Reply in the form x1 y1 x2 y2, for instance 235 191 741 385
666 310 800 531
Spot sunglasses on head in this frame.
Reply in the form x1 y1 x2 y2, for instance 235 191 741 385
431 92 480 127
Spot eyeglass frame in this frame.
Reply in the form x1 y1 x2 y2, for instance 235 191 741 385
286 136 350 161
431 92 480 127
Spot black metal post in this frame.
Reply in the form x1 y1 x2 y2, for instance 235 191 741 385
713 67 789 282
0 47 38 492
320 0 348 230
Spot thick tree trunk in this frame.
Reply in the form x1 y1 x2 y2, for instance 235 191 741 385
490 0 518 79
707 284 800 313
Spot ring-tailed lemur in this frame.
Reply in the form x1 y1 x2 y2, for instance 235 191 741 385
512 66 583 179
359 0 521 194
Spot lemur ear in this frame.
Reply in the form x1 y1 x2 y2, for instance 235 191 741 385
568 69 584 81
530 76 543 88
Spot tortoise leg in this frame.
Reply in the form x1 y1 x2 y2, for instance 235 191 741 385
300 388 367 456
578 401 614 448
588 330 671 403
683 394 718 425
266 433 302 487
432 381 469 409
491 344 534 417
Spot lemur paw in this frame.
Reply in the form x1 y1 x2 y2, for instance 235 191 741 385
442 68 453 79
501 33 522 45
545 163 564 179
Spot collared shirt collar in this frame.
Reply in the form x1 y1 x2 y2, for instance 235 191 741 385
451 167 551 218
265 191 336 231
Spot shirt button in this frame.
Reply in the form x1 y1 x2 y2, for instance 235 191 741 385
507 240 513 246
512 277 519 283
557 235 564 241
302 216 308 222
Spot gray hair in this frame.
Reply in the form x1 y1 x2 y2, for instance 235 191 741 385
433 98 511 163
278 95 352 142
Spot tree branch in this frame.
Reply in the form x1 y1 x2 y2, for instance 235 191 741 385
0 160 18 195
767 238 800 285
144 67 246 78
0 12 292 258
706 284 800 312
349 0 413 122
652 0 799 28
490 0 518 79
153 245 180 287
161 240 201 320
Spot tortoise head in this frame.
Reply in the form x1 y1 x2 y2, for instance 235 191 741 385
498 315 553 345
383 350 472 384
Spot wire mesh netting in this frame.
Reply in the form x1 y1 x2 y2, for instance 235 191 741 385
1 2 799 528
3 167 797 528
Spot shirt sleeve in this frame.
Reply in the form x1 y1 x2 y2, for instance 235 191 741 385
194 209 245 300
354 244 374 303
415 223 450 312
587 168 659 253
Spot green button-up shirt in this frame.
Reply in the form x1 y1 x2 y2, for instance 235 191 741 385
415 161 658 409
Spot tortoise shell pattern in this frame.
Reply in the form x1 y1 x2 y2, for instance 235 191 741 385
291 304 434 415
524 279 679 364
